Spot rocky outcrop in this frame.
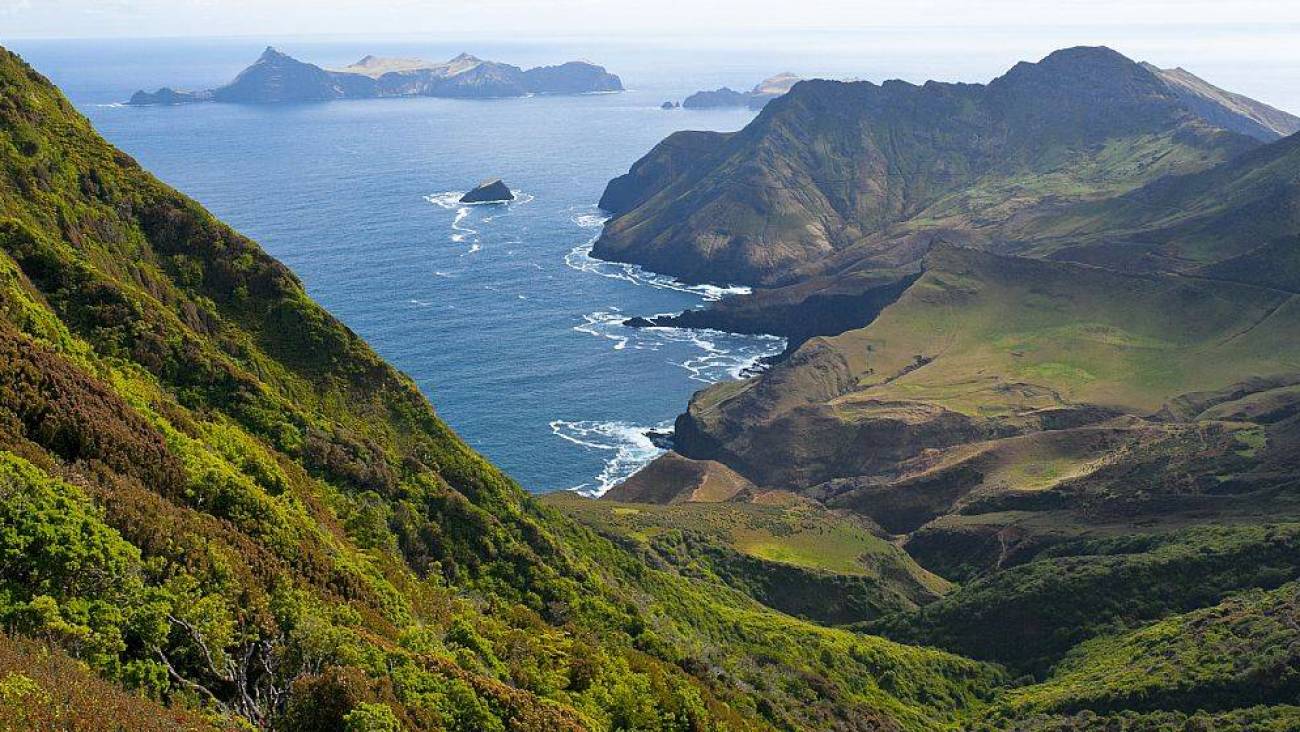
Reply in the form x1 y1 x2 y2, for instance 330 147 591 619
460 179 514 203
127 87 211 105
626 270 921 356
682 87 750 109
129 48 623 105
602 451 757 503
216 47 373 103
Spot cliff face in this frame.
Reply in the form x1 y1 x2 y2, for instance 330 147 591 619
593 47 1262 288
129 49 623 105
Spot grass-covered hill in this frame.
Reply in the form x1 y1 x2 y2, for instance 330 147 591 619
593 47 1259 289
0 44 1017 731
544 492 951 625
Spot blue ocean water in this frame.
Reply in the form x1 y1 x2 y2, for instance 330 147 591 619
7 34 1297 492
7 38 789 494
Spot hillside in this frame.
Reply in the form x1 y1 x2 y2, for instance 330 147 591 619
567 50 1300 728
0 45 1013 731
668 244 1300 521
596 241 1300 691
545 491 951 624
593 47 1261 288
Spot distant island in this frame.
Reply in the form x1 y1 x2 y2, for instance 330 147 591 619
680 72 803 110
129 47 624 105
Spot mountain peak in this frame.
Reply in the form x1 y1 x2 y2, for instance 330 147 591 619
1038 45 1131 67
258 46 292 63
993 45 1148 87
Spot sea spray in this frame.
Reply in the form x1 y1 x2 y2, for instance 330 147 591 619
549 420 675 497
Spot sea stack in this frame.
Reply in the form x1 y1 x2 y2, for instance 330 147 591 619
460 178 514 203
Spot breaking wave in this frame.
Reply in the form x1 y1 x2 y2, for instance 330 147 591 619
549 419 673 497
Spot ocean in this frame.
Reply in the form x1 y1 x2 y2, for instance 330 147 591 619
7 32 1297 493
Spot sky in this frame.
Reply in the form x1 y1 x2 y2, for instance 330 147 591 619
3 0 1300 40
4 0 1300 111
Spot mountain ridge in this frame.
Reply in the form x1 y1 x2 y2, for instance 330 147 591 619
129 46 623 105
592 46 1261 289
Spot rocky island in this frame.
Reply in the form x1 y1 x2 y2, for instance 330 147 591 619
459 178 514 203
129 47 623 105
680 72 803 110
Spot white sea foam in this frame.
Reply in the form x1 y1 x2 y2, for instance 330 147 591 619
550 419 673 496
573 212 609 229
426 191 534 256
574 309 785 382
565 241 753 302
565 211 751 302
424 191 464 210
424 191 534 209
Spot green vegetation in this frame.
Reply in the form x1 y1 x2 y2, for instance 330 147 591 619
0 631 234 731
995 581 1300 716
547 493 949 624
870 524 1300 674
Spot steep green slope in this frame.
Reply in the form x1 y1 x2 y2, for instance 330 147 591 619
871 524 1300 674
992 580 1300 717
0 45 1014 731
0 632 236 731
545 492 950 625
1142 63 1300 142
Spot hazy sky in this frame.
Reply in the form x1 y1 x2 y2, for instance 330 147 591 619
4 0 1299 39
